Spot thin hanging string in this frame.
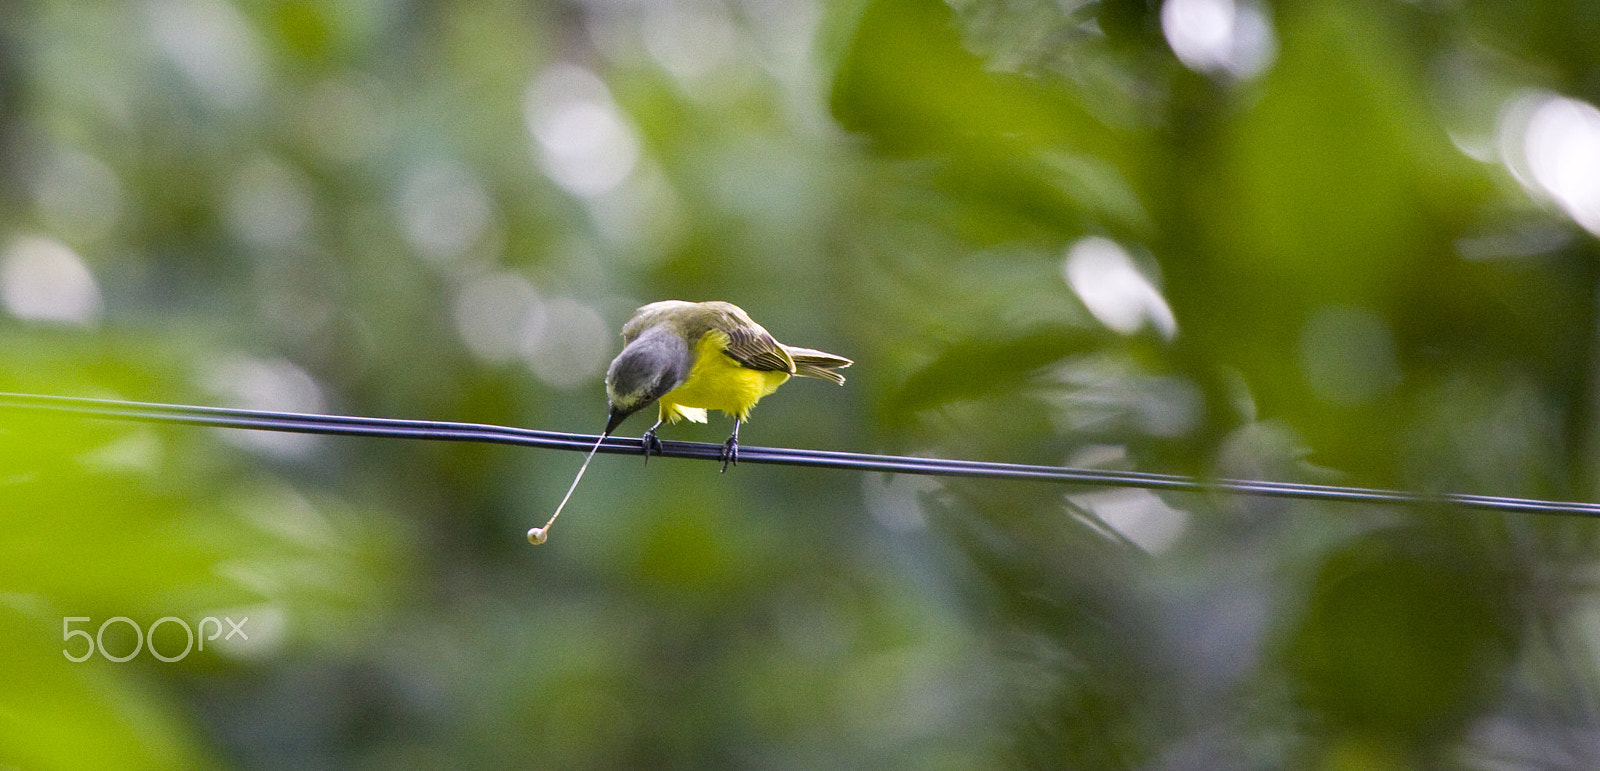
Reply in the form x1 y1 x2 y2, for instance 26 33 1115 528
1 391 1597 518
529 432 606 545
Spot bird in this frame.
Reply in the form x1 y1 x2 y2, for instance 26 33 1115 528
529 300 851 544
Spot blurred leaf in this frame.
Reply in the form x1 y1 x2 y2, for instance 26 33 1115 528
888 324 1105 422
1162 2 1506 485
0 602 212 771
830 0 1148 236
1286 527 1517 750
832 0 1105 153
937 485 1165 769
0 333 407 767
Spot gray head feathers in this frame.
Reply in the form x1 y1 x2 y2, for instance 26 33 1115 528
604 324 691 432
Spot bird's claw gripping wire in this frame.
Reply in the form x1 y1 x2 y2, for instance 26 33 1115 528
719 418 742 473
641 428 663 464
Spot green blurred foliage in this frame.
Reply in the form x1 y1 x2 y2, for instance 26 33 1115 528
2 0 1600 768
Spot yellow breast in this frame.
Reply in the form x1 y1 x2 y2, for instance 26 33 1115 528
658 330 790 423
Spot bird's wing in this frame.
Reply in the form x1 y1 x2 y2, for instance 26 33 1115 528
721 325 796 373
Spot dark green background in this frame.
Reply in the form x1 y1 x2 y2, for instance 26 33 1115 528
1 0 1597 767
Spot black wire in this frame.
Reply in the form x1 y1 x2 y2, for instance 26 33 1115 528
1 391 1598 518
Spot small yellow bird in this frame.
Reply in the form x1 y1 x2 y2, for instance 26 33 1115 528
530 300 851 544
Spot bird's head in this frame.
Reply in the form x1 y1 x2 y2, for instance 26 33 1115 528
604 325 691 433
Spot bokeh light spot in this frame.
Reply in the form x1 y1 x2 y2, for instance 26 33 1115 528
1499 92 1600 235
1063 237 1177 339
454 271 540 365
525 64 641 198
228 157 314 249
1070 488 1191 554
202 356 328 458
643 1 739 82
1161 0 1276 79
398 161 492 262
0 235 104 327
521 298 611 389
145 0 265 110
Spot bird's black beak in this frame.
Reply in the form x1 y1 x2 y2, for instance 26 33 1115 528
604 404 630 435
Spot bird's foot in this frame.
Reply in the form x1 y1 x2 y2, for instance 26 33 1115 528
641 429 663 464
719 436 739 473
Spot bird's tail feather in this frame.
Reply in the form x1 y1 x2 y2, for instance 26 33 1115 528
782 345 852 385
